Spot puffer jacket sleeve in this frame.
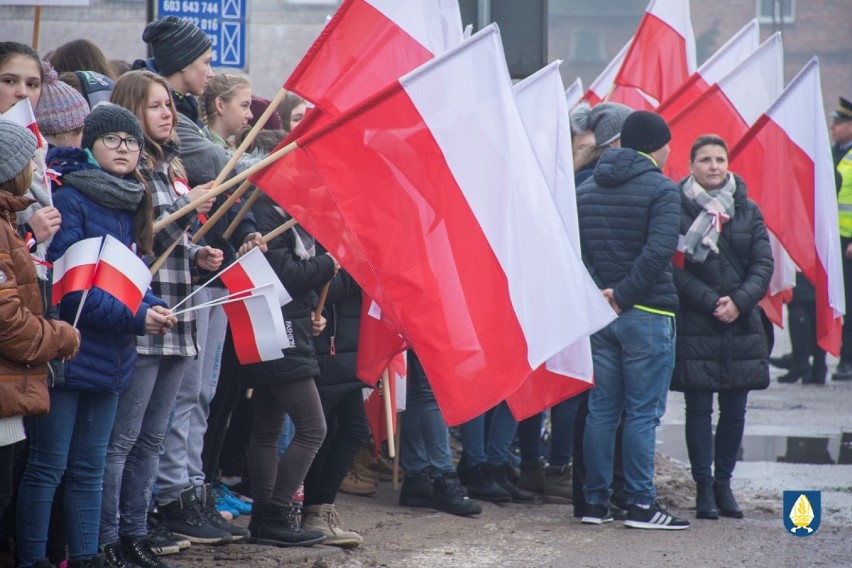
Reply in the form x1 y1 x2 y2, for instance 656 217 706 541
0 231 77 363
674 265 720 314
729 201 773 314
612 179 681 310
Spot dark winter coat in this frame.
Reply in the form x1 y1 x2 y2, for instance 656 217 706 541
670 174 773 392
47 147 167 393
241 194 336 386
576 147 680 313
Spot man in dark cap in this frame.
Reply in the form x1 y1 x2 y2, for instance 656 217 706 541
575 111 690 530
831 96 852 381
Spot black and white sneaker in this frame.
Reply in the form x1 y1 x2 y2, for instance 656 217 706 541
581 503 614 525
624 503 690 530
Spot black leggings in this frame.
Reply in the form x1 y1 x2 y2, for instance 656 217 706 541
247 379 327 507
303 388 370 506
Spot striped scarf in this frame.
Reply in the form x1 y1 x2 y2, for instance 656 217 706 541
681 173 736 263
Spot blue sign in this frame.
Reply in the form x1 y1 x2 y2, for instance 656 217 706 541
783 491 821 536
158 0 246 69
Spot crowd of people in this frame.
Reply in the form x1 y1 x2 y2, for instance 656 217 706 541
0 13 849 568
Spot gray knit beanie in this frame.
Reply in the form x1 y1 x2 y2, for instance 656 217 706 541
81 103 144 151
588 103 633 147
621 111 672 154
142 16 212 77
0 120 37 185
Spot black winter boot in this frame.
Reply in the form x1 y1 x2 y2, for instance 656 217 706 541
463 463 511 503
99 541 140 568
713 480 744 518
489 463 535 503
159 487 232 545
199 484 250 541
517 459 545 494
695 478 719 519
67 554 106 568
431 472 482 516
399 470 433 507
542 464 573 504
120 536 179 568
250 503 326 547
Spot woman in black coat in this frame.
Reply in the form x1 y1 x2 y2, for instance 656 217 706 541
670 135 773 521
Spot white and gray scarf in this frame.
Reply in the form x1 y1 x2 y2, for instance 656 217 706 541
681 173 736 263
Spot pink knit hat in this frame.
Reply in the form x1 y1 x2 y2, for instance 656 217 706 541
36 65 90 135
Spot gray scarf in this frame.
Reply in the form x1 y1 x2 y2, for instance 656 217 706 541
61 169 145 211
681 173 736 263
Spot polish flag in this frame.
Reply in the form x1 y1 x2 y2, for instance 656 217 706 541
91 235 152 315
285 0 463 116
584 40 655 111
564 78 584 109
663 33 783 183
613 0 696 104
221 285 289 364
217 247 291 306
507 61 616 420
51 237 102 305
730 58 845 355
1 98 43 148
252 26 606 425
657 18 760 119
759 232 797 327
355 297 408 386
363 352 406 457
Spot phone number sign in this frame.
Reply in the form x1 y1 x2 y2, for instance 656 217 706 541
158 0 246 69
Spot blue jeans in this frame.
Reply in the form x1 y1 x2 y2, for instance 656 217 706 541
684 390 748 482
100 355 187 544
550 396 582 467
583 310 675 507
17 387 118 565
460 402 517 466
400 353 453 476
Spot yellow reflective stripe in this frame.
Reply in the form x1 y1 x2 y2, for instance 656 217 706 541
633 304 676 317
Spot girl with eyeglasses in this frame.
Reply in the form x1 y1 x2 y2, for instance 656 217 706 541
15 103 176 568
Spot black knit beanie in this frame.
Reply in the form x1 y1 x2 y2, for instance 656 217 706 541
142 16 212 77
620 111 672 154
82 103 144 151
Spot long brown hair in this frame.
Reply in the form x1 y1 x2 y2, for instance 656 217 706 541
0 164 33 198
47 39 116 80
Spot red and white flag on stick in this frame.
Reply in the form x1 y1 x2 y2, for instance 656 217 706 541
253 26 601 425
657 18 760 119
506 61 616 420
218 247 291 306
730 58 845 355
1 98 43 148
363 353 406 457
612 0 696 105
663 32 783 182
584 40 655 111
221 285 290 364
356 297 408 386
92 235 152 315
51 237 102 305
286 0 463 116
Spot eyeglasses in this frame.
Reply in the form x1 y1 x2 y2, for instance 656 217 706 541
100 133 142 152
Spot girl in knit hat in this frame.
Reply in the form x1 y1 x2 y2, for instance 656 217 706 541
15 103 176 568
0 119 81 555
36 64 90 148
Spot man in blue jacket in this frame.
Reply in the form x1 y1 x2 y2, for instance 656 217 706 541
576 111 689 530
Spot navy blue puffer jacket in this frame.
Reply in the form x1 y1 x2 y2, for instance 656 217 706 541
576 147 680 313
47 147 166 393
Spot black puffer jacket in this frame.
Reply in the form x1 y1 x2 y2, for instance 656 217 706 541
241 194 336 386
670 174 773 392
576 148 680 312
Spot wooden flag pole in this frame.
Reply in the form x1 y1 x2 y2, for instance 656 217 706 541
222 188 262 240
153 140 297 233
190 179 251 244
313 282 330 322
260 218 298 244
149 230 184 275
392 424 401 491
218 86 288 181
382 367 396 459
32 7 42 49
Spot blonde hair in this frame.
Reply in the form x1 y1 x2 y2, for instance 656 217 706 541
200 72 251 127
0 164 33 198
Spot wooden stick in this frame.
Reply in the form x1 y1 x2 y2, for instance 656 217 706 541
313 282 330 322
32 7 41 49
190 179 252 244
260 218 298 244
149 231 184 275
382 368 396 459
153 140 297 233
392 423 401 491
223 188 262 240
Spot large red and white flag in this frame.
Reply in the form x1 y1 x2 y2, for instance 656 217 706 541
664 32 783 182
221 284 289 364
657 18 760 119
285 0 463 116
92 235 152 314
217 247 291 306
612 0 696 105
1 98 43 148
730 58 845 355
584 40 655 111
507 61 616 419
51 237 101 305
253 26 601 425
